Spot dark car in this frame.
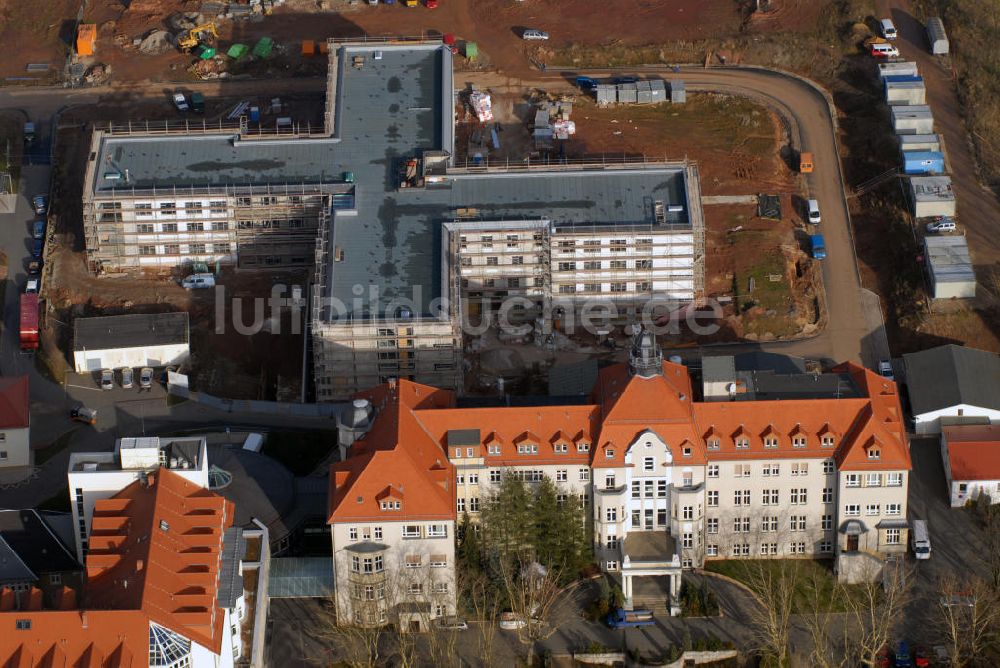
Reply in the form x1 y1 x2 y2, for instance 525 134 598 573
613 76 639 84
32 220 45 240
27 260 41 276
31 238 44 258
32 195 47 215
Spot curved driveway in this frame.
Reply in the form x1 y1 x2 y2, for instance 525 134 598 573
569 66 874 366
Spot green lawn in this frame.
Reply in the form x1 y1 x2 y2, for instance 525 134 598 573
261 430 337 476
706 559 863 613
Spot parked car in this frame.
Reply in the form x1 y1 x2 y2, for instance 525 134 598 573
32 194 48 215
521 29 549 41
32 220 45 240
426 0 438 7
895 640 913 668
807 198 821 224
24 279 38 294
120 367 134 389
612 76 639 84
181 273 215 289
140 366 154 389
100 368 114 391
27 260 41 276
499 612 527 630
31 238 44 258
871 42 900 58
926 217 956 233
880 18 898 40
435 616 468 630
70 406 97 425
878 360 894 381
173 92 190 112
810 234 827 260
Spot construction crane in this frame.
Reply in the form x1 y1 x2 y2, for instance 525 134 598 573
176 22 219 53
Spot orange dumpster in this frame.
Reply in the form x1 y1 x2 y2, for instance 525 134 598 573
77 24 97 57
318 41 329 55
301 39 315 56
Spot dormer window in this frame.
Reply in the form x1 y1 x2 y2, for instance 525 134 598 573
867 447 881 460
488 444 500 455
764 436 779 449
707 438 720 450
577 442 590 452
517 443 538 454
454 448 462 458
682 446 692 457
792 436 807 448
380 500 401 511
554 443 568 453
605 448 615 459
735 437 750 449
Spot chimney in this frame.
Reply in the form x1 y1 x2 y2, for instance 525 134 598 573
81 611 88 628
147 473 155 487
136 559 144 572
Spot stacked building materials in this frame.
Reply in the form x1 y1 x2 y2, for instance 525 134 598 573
470 92 493 123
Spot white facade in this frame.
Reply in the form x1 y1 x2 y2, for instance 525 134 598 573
331 520 457 630
0 425 30 469
909 176 956 218
913 404 1000 436
67 437 209 561
73 341 190 373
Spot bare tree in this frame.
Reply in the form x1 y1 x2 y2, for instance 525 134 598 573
317 589 389 668
468 572 502 668
802 567 853 668
979 499 1000 590
844 558 911 667
498 555 579 666
935 576 1000 668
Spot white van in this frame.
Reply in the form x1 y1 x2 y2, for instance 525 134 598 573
871 42 900 58
911 519 931 559
807 199 821 224
880 18 898 40
181 273 216 289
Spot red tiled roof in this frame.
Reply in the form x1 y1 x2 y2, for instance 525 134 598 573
944 425 1000 480
0 376 29 429
329 362 910 518
0 468 234 666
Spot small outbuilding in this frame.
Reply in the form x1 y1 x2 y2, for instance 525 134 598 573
877 61 918 79
909 176 955 217
670 80 686 104
924 235 975 300
73 312 190 373
884 78 926 105
941 425 1000 507
926 17 949 55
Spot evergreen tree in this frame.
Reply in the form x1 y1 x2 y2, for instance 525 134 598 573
456 512 481 574
481 473 532 562
532 477 561 567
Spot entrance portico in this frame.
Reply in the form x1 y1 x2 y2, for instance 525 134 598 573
620 531 682 615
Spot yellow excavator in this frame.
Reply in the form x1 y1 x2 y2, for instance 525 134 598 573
176 22 219 53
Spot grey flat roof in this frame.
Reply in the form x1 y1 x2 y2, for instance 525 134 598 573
74 312 189 351
925 235 974 283
269 557 334 598
0 510 80 583
326 166 689 318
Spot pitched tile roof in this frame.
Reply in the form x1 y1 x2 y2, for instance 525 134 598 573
0 468 234 666
0 376 29 429
943 425 1000 480
328 360 910 520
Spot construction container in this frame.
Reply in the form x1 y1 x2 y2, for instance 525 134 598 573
898 133 941 152
249 106 260 122
302 40 316 57
909 176 955 218
77 24 97 57
877 61 918 79
891 105 934 134
616 83 637 104
596 84 616 105
925 235 974 299
227 44 249 59
196 45 217 60
671 80 686 104
650 79 667 103
636 81 652 104
927 17 949 55
902 150 945 175
252 37 274 59
465 42 478 60
885 79 926 105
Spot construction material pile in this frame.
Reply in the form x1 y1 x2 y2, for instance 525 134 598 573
470 92 493 123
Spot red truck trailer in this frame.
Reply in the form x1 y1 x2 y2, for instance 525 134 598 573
20 293 39 351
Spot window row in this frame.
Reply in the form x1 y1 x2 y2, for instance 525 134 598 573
706 541 833 557
139 243 231 256
844 472 903 488
716 461 835 478
134 221 230 232
844 503 902 517
706 434 837 450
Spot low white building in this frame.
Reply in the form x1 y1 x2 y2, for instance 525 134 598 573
924 235 975 299
0 376 29 470
72 312 189 373
904 345 1000 435
909 176 956 218
67 436 208 561
941 425 1000 506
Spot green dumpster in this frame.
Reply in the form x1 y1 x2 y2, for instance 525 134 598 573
197 46 217 60
465 42 478 60
227 44 249 59
252 37 274 59
342 171 355 183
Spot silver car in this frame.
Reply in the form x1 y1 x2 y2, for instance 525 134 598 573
100 369 114 391
140 367 154 389
521 29 549 41
120 367 134 389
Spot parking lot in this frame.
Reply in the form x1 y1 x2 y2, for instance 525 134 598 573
63 369 170 434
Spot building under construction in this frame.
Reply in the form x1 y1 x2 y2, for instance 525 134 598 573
81 38 704 400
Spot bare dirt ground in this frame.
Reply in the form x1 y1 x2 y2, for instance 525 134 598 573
0 0 75 79
704 201 821 341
